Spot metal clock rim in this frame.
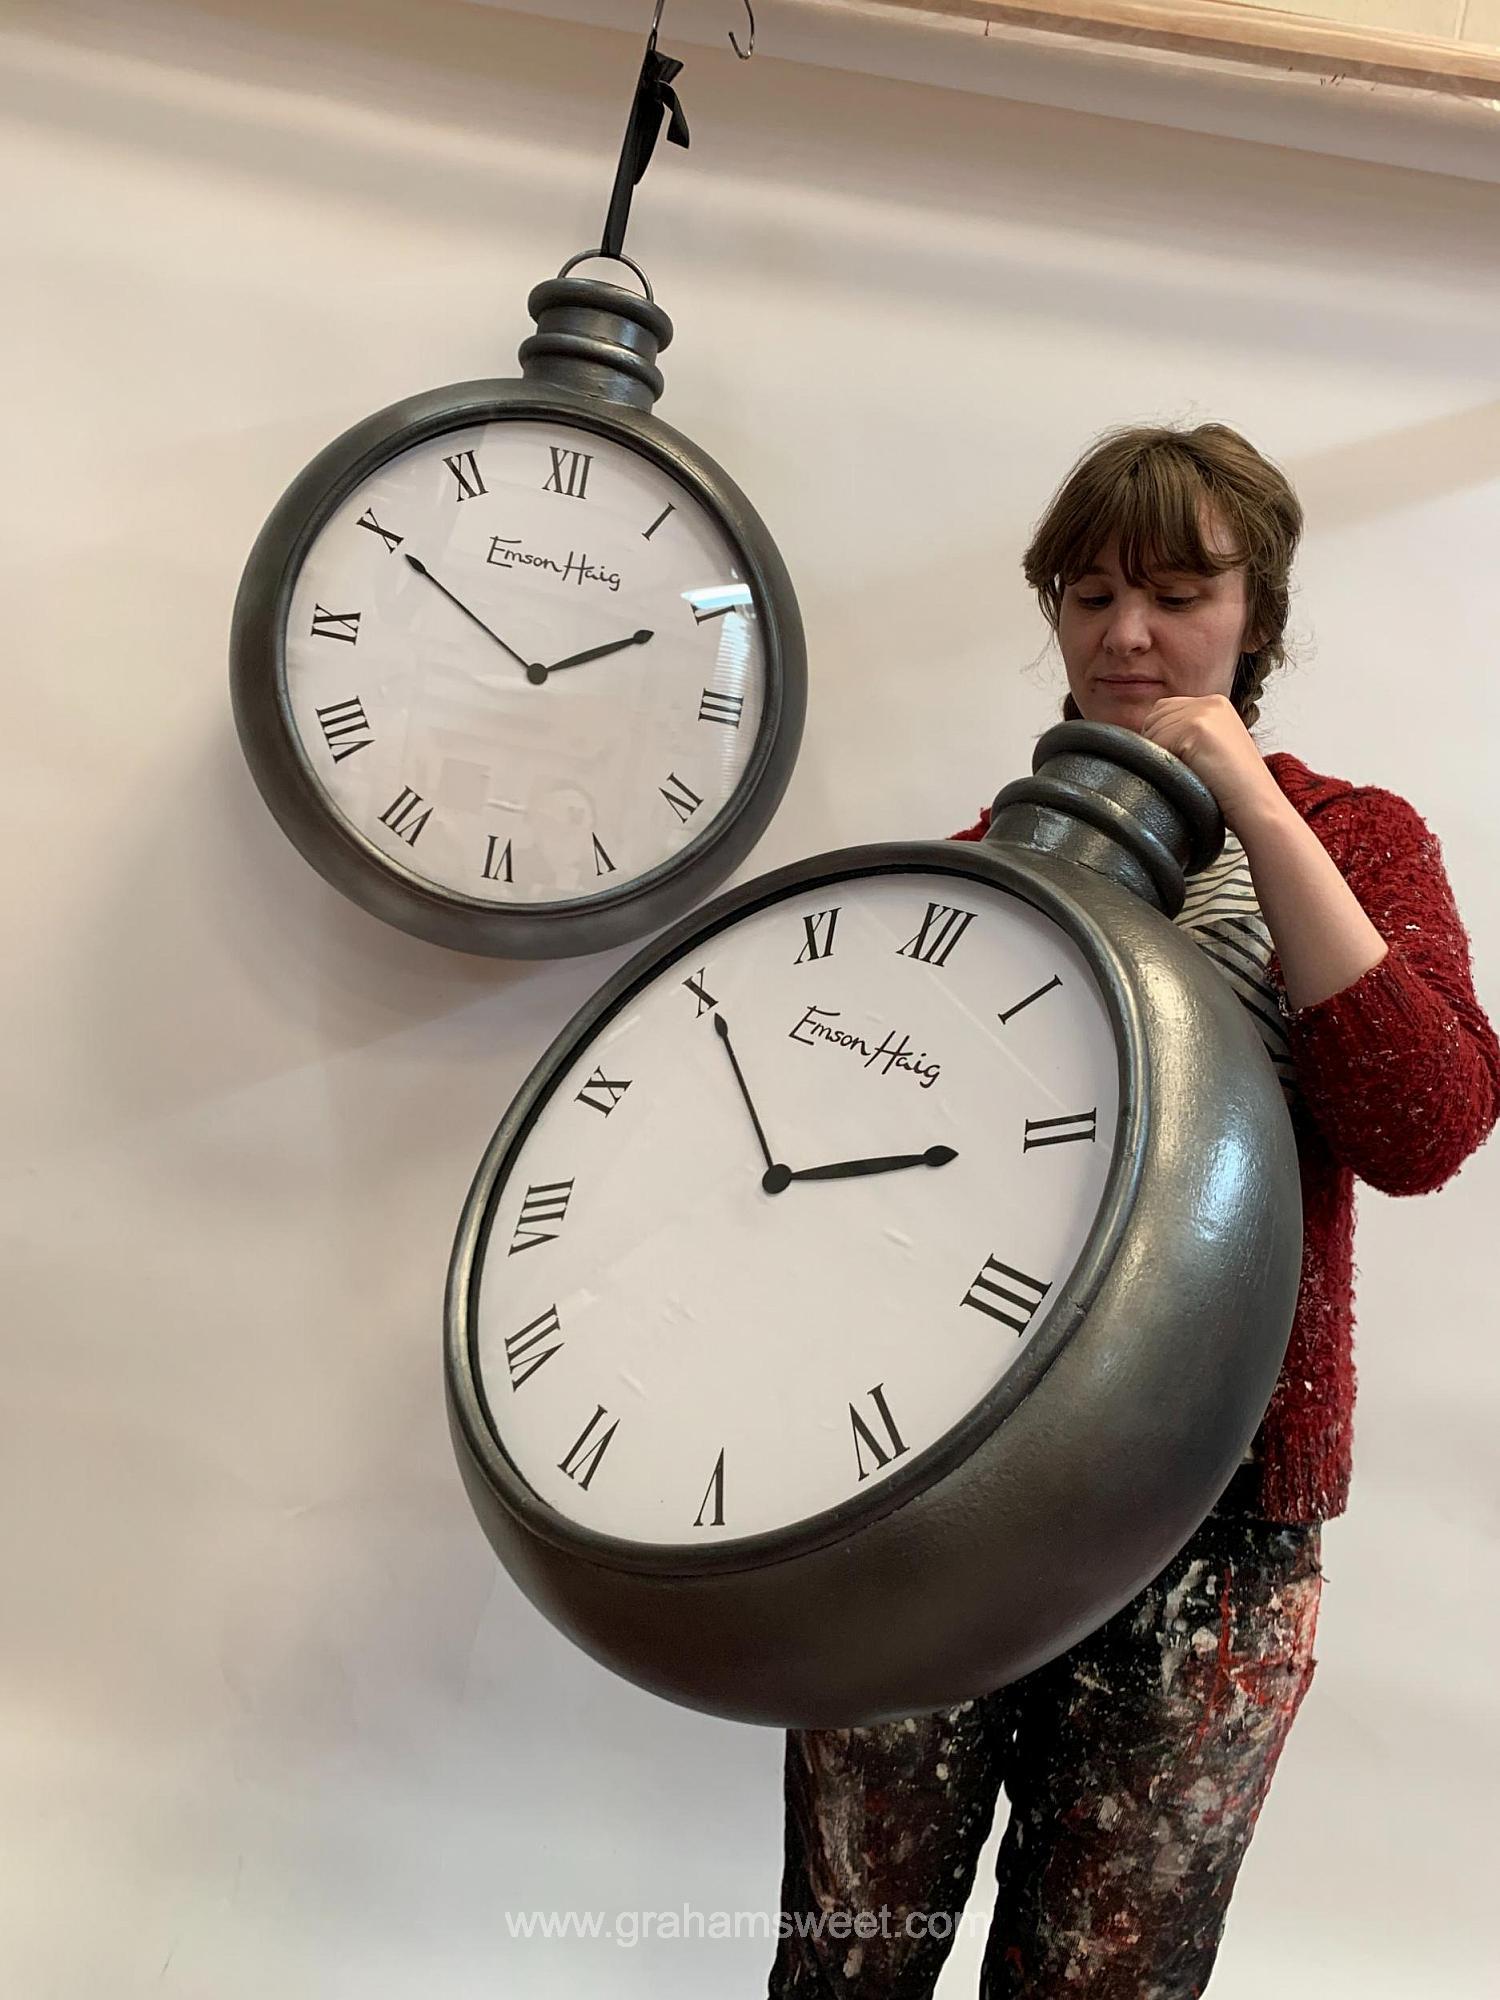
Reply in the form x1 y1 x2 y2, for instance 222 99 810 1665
444 835 1149 1579
230 379 806 958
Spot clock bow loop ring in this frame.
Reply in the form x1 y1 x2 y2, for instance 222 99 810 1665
556 248 655 304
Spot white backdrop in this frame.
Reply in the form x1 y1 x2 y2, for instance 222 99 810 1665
4 2 1499 1995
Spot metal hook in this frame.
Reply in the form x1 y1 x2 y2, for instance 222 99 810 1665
647 0 755 60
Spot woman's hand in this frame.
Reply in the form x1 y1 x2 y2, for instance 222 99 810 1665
1139 692 1390 1013
1138 694 1289 838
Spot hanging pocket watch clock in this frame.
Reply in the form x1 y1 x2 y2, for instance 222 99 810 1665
444 723 1303 1728
230 253 805 957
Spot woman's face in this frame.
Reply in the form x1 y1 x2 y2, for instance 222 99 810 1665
1057 511 1260 728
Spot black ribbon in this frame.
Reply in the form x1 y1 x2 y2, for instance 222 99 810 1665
601 43 691 262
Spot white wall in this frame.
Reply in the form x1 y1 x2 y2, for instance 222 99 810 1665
4 2 1498 1995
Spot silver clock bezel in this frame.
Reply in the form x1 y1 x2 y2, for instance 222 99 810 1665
230 379 806 958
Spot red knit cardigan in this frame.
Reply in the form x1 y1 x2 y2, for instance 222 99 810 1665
950 750 1500 1523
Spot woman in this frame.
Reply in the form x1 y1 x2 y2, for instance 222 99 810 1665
766 422 1500 1998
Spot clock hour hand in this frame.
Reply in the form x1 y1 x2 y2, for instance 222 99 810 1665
711 1013 792 1191
544 630 654 675
403 554 546 682
787 1146 958 1185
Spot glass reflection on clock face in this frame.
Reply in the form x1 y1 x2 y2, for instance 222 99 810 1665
470 870 1123 1544
282 416 768 905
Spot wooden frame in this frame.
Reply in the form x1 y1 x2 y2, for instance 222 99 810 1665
859 0 1500 100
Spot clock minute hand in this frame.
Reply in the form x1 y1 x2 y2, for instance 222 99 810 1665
788 1145 958 1184
545 630 654 675
712 1013 791 1190
403 554 541 680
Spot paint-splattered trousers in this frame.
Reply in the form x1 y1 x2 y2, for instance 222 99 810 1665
766 1468 1324 1998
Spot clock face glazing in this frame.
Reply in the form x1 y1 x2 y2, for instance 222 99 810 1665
282 416 768 906
469 868 1123 1544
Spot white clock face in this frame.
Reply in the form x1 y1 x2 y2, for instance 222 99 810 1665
282 416 768 905
470 868 1123 1544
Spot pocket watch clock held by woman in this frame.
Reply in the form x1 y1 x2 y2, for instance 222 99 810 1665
230 254 806 958
444 722 1303 1728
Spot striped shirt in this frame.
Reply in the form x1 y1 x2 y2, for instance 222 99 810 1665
1173 831 1301 1468
1173 831 1300 1113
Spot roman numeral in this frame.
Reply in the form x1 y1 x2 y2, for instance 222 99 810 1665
642 502 675 541
576 1069 631 1117
694 1448 726 1528
660 772 704 824
544 445 592 499
378 786 432 846
558 1405 618 1490
355 508 403 554
1023 1109 1097 1150
508 1179 575 1256
850 1383 908 1481
314 696 372 764
998 974 1063 1025
310 605 360 645
796 908 840 964
482 835 513 883
591 834 616 877
683 970 717 1017
698 687 745 728
897 901 975 969
444 449 486 501
961 1257 1052 1336
504 1305 563 1390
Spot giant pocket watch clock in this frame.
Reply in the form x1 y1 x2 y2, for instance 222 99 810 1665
230 254 806 957
445 723 1303 1728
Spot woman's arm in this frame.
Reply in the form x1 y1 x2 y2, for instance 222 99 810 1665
1239 786 1500 1196
1235 798 1387 1011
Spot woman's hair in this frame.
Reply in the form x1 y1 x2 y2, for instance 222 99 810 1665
1022 422 1304 732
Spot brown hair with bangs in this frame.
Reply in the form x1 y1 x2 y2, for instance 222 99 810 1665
1022 422 1304 732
